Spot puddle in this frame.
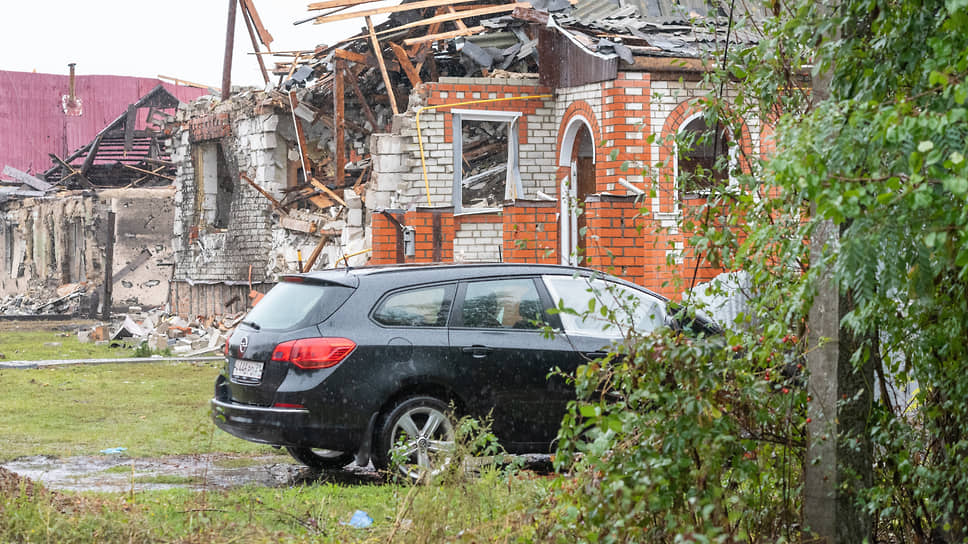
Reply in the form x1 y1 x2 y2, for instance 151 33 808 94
1 453 381 493
1 453 551 493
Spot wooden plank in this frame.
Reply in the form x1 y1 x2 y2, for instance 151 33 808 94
240 172 285 210
403 26 485 46
310 177 347 207
344 65 379 131
389 42 422 87
444 5 469 30
333 59 347 190
333 48 370 65
290 91 314 177
375 4 519 37
313 0 483 24
240 0 273 48
122 163 175 181
2 165 53 192
309 194 335 208
366 16 399 115
308 0 380 10
301 233 329 272
240 0 270 84
48 153 95 189
80 133 103 176
352 162 370 192
124 165 167 188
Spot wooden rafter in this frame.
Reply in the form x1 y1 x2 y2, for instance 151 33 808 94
403 26 485 46
374 4 519 37
312 0 483 25
344 64 379 131
389 42 422 87
240 0 270 83
366 15 399 115
240 0 273 48
333 58 347 190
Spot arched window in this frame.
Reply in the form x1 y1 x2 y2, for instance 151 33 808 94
676 114 731 194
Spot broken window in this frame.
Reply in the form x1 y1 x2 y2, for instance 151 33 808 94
676 114 731 194
451 110 523 213
193 142 235 229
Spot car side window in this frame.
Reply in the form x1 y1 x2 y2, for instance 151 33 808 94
543 275 666 337
459 278 544 329
372 285 453 327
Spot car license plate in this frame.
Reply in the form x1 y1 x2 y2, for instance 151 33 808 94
232 359 264 380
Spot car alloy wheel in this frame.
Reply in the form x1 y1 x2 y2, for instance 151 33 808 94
379 396 455 482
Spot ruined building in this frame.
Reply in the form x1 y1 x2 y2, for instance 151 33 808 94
0 69 206 314
167 0 765 316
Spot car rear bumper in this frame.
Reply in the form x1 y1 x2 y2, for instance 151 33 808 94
210 398 362 451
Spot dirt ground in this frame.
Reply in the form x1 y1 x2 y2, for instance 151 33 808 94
1 453 382 493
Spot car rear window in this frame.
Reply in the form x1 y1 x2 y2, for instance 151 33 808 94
244 281 353 330
373 285 454 327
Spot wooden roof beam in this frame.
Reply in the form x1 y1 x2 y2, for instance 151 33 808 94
313 0 484 25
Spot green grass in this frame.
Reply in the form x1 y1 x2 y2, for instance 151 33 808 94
0 467 547 543
0 321 551 542
0 320 138 360
0 361 272 461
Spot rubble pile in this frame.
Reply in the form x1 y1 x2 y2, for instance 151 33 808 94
0 283 95 316
77 307 240 357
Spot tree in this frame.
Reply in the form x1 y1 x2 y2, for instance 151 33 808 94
546 0 968 541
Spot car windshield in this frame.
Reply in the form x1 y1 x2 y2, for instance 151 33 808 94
244 280 353 330
543 275 666 337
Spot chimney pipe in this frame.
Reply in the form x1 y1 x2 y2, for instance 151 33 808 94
68 63 76 102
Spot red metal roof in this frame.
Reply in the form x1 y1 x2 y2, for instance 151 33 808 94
0 70 209 180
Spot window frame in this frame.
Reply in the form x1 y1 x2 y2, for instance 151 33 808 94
673 111 738 197
451 109 524 214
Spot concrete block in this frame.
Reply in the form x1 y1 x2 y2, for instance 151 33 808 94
372 153 408 174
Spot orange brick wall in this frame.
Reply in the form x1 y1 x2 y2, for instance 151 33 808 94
598 73 651 193
503 201 560 264
583 198 649 286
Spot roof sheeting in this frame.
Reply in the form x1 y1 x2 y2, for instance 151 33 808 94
0 70 209 180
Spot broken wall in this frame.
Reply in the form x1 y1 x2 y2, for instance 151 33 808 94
0 187 175 312
169 91 366 317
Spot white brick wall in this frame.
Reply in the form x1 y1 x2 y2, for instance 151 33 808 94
453 221 503 262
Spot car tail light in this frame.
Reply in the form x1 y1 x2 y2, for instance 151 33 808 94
224 333 232 357
271 338 356 369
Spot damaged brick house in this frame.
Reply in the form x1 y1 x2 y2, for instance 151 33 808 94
169 0 764 314
0 68 207 314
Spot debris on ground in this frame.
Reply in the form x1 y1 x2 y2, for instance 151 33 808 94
74 307 243 356
0 283 94 316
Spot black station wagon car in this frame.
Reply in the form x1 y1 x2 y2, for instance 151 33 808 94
212 263 710 479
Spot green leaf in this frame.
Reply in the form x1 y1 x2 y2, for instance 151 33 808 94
918 140 935 153
950 151 965 165
943 176 968 195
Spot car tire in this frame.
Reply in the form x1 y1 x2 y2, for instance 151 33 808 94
374 396 456 482
285 447 355 470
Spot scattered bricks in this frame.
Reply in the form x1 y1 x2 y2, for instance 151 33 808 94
89 325 109 342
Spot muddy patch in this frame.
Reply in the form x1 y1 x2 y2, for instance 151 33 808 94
1 453 382 493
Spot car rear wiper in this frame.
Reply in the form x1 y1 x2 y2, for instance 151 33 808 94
241 320 261 330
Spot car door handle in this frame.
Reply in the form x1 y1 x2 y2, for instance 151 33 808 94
462 345 492 358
